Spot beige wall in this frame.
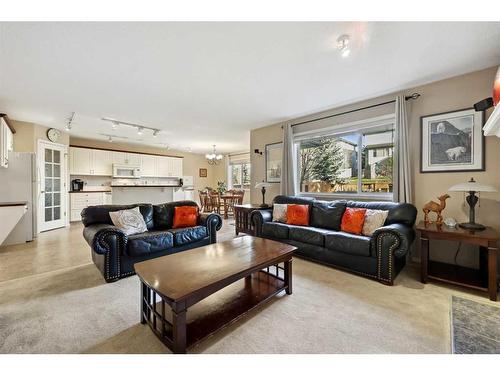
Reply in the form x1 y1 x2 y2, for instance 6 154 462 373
69 137 220 194
250 125 283 205
250 66 500 266
11 120 70 152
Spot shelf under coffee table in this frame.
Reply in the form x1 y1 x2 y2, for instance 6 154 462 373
134 236 296 353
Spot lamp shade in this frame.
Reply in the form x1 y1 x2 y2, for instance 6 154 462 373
255 182 272 189
449 178 497 192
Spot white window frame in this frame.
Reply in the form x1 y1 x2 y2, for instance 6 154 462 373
293 114 396 201
228 162 251 190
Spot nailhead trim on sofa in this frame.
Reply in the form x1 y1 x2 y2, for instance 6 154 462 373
376 233 400 283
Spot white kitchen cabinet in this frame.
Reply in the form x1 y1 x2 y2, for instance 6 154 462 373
0 117 13 168
70 147 92 175
69 146 183 178
113 152 140 165
70 147 113 176
70 191 111 221
91 149 113 176
112 152 127 165
156 156 183 177
171 157 183 177
103 191 112 205
141 154 157 177
156 156 170 177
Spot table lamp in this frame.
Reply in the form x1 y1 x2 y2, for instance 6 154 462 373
449 178 497 230
255 181 272 208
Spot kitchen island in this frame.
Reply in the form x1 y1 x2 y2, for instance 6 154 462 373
111 185 185 205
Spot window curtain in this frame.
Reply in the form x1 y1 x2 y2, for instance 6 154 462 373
394 95 412 203
280 123 297 196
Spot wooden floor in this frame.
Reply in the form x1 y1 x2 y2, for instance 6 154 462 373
0 218 240 284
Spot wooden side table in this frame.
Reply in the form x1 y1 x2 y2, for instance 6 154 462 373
416 221 500 301
234 204 269 235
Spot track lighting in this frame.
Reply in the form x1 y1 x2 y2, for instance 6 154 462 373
102 117 163 139
337 34 350 58
65 112 75 131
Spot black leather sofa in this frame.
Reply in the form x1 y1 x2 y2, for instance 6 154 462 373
251 195 417 285
82 200 222 282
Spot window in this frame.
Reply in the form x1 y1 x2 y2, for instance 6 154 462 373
229 162 251 189
296 123 394 198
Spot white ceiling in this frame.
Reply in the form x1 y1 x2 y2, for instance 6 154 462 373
1 22 499 154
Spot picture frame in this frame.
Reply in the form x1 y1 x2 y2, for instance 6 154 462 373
420 108 484 173
199 168 207 178
265 142 282 183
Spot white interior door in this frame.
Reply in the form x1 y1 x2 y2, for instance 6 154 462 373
38 141 68 232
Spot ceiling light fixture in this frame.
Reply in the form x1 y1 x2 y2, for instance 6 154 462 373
337 34 351 58
205 145 223 165
99 133 128 141
102 117 163 138
65 112 76 131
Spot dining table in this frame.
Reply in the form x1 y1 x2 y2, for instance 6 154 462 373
219 194 236 219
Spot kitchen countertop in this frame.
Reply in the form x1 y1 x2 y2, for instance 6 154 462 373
0 201 28 207
110 185 182 188
69 190 111 193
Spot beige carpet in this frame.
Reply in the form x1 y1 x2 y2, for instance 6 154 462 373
0 255 456 354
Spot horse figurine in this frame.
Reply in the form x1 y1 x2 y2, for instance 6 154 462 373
423 194 450 225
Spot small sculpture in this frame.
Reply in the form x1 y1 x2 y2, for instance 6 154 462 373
423 194 450 225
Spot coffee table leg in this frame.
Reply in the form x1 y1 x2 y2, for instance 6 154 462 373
284 259 292 295
172 303 187 354
140 282 147 324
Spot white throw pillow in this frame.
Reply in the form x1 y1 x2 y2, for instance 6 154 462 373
109 206 148 235
272 204 288 223
362 209 389 236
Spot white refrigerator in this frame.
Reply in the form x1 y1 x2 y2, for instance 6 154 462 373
0 152 37 245
172 176 195 202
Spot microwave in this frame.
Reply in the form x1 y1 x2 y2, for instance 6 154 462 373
113 164 141 179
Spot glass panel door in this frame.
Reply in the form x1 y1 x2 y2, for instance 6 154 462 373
38 142 66 232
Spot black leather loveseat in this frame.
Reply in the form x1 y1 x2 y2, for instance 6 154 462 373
251 195 417 285
82 200 222 282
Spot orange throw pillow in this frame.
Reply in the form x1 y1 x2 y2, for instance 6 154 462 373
341 207 367 235
173 206 198 229
286 204 310 226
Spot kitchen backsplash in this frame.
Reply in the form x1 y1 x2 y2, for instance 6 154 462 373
71 175 180 188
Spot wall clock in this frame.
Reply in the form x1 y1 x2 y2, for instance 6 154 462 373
47 128 62 143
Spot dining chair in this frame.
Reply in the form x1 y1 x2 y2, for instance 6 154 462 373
208 191 221 214
198 190 209 212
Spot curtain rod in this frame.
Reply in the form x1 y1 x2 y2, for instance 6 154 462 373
288 93 421 128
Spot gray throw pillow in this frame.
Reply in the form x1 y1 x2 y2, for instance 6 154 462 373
109 206 148 235
272 204 288 223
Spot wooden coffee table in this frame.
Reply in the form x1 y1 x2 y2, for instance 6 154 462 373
134 236 296 353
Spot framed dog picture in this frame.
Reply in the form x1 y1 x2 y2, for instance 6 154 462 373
420 108 484 173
